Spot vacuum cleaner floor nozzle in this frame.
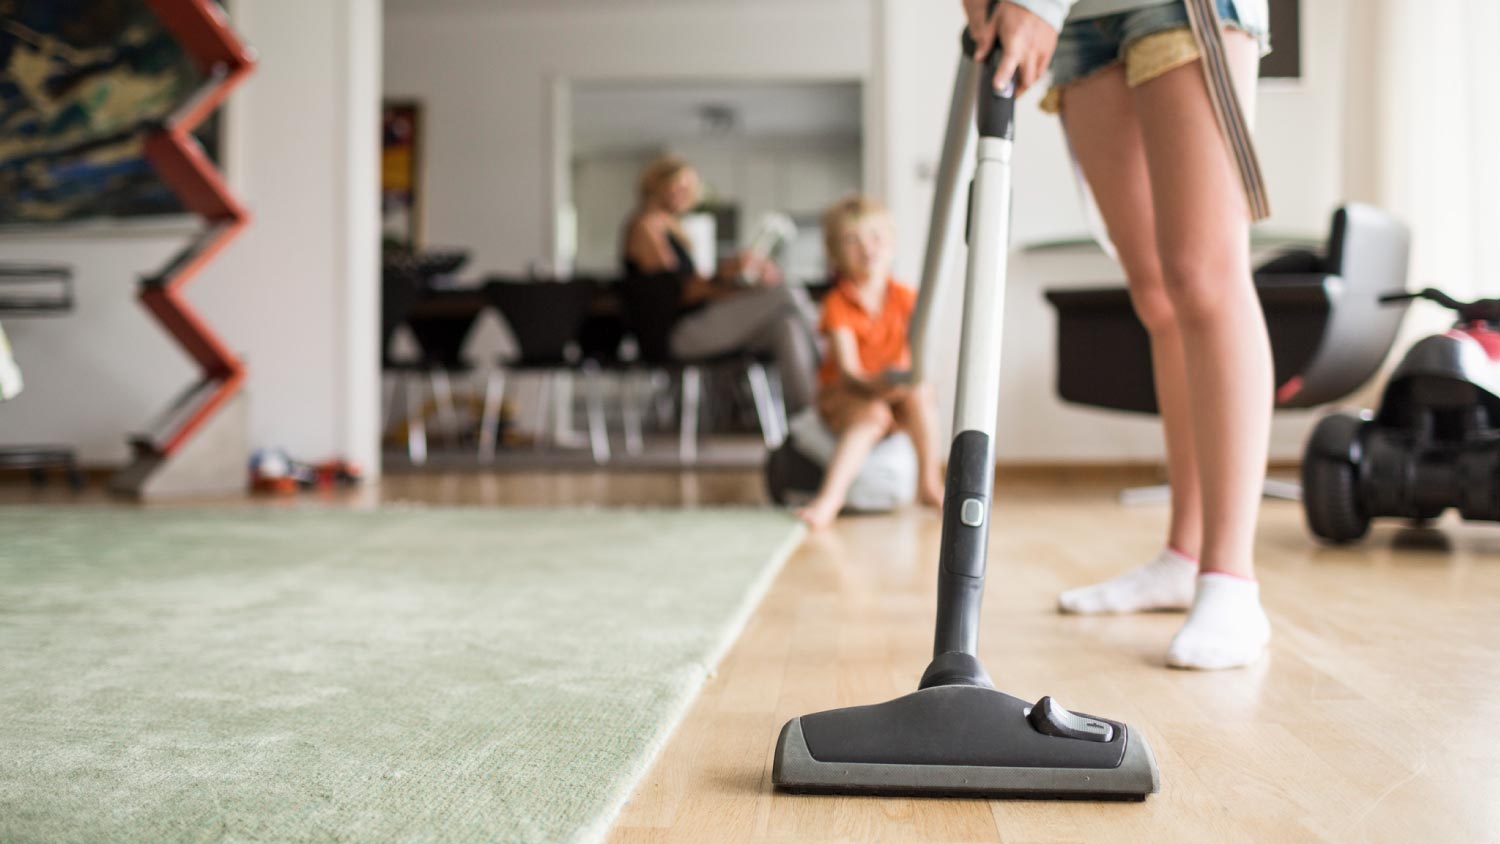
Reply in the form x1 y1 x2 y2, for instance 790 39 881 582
772 684 1160 800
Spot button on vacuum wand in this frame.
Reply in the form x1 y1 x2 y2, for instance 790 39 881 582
1027 696 1115 742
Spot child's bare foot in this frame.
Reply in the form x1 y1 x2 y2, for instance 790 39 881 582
796 497 841 530
918 475 945 508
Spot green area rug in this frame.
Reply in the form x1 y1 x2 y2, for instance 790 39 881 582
0 508 802 844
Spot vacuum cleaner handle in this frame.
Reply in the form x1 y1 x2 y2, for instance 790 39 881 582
908 7 1018 381
926 18 1019 682
908 50 978 384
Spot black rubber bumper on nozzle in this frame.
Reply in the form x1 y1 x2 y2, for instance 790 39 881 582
772 684 1161 800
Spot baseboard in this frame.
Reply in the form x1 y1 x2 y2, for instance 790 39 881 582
993 460 1302 487
0 465 113 483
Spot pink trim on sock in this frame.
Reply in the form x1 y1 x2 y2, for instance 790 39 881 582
1166 546 1200 566
1199 568 1256 583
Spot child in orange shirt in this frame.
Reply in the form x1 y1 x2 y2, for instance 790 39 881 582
796 196 945 530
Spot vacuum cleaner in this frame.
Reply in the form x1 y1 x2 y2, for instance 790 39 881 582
1304 288 1500 543
771 25 1161 801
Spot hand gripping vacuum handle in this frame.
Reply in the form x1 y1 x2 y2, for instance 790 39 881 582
961 24 1017 142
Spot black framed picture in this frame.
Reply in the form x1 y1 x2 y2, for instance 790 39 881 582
0 0 222 226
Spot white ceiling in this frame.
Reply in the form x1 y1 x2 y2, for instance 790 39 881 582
571 81 861 154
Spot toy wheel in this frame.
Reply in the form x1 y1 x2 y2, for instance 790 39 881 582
1302 454 1370 543
764 441 823 507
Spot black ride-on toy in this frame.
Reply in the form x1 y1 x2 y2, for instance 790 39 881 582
1303 288 1500 543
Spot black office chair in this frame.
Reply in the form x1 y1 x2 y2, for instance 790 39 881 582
619 273 786 464
1045 203 1412 498
481 278 609 463
405 287 487 452
381 250 472 464
573 279 643 455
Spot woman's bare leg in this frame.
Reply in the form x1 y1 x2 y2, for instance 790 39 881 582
1133 34 1270 580
1053 65 1200 614
1134 33 1273 669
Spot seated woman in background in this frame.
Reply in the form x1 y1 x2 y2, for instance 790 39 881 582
621 155 818 414
796 196 945 530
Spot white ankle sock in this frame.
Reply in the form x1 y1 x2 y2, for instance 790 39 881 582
1165 573 1271 670
1057 547 1198 615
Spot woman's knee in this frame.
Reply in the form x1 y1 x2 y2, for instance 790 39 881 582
1158 251 1245 326
1126 274 1178 335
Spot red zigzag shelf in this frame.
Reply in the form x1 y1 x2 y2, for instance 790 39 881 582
135 0 255 457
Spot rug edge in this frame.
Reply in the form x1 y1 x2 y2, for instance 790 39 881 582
580 520 808 844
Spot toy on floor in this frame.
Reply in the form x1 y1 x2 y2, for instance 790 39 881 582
249 449 362 495
1304 288 1500 542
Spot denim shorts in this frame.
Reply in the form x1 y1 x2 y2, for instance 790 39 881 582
1040 0 1271 113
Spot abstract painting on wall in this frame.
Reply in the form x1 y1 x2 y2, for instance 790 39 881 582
382 100 423 251
0 0 220 226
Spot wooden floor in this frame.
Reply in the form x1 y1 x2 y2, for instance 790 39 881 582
6 468 1498 842
601 474 1500 844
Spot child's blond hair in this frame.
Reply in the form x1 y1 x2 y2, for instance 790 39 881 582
822 195 893 276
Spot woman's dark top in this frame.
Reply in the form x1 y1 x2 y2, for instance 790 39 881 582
623 227 696 279
622 227 706 320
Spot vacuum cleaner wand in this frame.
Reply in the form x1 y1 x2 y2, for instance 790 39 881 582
771 26 1162 801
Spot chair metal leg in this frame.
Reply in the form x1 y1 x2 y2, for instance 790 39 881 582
680 366 702 464
405 374 428 465
1263 477 1303 501
653 372 675 426
1122 478 1304 506
582 360 611 465
430 368 459 446
622 369 645 456
746 361 784 448
381 372 400 438
478 368 507 463
769 368 789 434
533 372 553 451
1119 483 1171 506
552 372 588 449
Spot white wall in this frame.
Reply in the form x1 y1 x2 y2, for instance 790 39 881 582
875 0 1357 461
571 149 656 275
383 0 872 278
0 0 382 472
1346 0 1500 301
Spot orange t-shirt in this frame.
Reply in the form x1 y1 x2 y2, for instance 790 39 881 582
817 277 917 388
